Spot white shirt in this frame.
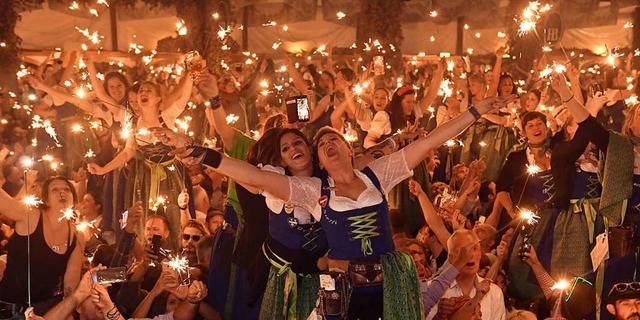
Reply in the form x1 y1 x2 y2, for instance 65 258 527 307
426 275 506 320
278 150 413 221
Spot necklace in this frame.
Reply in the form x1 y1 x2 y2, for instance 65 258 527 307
51 242 67 253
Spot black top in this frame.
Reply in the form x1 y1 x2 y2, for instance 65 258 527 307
496 118 593 210
0 211 76 305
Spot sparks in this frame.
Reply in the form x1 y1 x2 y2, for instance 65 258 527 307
212 12 219 19
336 11 346 20
226 114 240 124
526 164 541 175
22 195 43 208
429 11 438 18
479 141 487 147
176 20 188 36
624 22 634 29
520 209 540 225
89 8 99 17
85 149 96 158
551 279 571 291
59 206 78 222
217 26 231 41
97 0 109 7
166 253 190 279
69 1 79 10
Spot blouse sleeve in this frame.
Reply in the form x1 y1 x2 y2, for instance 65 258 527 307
367 148 413 195
577 116 610 153
366 111 392 137
285 175 322 216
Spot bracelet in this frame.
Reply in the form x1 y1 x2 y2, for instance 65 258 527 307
468 106 481 120
562 95 575 104
210 95 222 110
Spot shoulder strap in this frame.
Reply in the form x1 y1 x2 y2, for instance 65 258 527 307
361 167 384 196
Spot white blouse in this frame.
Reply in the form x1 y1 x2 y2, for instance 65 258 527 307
266 150 413 221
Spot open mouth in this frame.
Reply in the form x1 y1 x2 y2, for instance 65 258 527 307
140 96 149 103
465 261 476 268
533 131 542 137
292 152 303 160
325 146 337 158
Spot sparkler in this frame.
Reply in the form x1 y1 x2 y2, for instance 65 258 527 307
519 209 540 226
59 206 79 222
551 279 571 319
176 20 188 36
226 114 239 124
526 164 541 175
344 123 358 143
516 1 552 37
22 195 43 208
85 149 96 158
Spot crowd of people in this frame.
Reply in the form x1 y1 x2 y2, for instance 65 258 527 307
0 41 639 320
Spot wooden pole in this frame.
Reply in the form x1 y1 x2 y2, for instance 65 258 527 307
109 5 119 51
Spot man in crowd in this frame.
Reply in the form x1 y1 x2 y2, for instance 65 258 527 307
606 282 640 320
427 229 506 320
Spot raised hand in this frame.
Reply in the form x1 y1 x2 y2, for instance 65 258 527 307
87 163 106 176
186 280 208 304
408 179 426 197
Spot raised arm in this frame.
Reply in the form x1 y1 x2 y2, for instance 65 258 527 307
84 54 123 119
156 130 292 202
409 180 451 249
160 72 194 120
87 137 136 175
26 76 111 122
486 47 505 98
403 95 513 170
285 55 310 94
0 185 30 223
550 73 591 124
44 266 105 320
565 66 584 105
198 71 238 150
418 60 446 114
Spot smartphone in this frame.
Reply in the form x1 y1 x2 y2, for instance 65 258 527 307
151 234 162 256
92 267 127 285
285 95 310 123
373 56 385 76
591 83 603 97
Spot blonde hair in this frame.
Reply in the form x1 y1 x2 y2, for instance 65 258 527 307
506 310 537 320
621 103 640 138
447 229 480 253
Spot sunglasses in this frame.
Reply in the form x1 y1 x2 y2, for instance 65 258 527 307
611 282 640 294
182 234 201 242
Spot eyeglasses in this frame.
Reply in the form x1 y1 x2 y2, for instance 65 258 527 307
611 282 640 294
182 234 201 242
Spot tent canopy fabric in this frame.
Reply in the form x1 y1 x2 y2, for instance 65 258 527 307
15 0 636 56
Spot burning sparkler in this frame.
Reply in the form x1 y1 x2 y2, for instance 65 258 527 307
22 195 43 208
519 209 540 226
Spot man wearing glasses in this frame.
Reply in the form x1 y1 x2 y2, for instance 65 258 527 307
607 282 640 320
181 220 209 266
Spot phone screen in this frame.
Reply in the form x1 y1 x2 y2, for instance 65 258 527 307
296 96 310 122
285 95 310 123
